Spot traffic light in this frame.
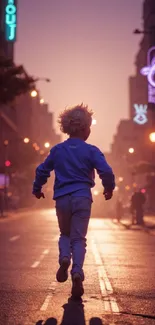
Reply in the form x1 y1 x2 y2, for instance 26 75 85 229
5 160 11 167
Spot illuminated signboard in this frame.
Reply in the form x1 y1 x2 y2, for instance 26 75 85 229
5 0 17 42
141 47 155 105
133 104 148 125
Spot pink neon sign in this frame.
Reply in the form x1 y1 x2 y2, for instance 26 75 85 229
140 47 155 104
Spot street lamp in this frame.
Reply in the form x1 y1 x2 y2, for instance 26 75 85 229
133 28 152 35
125 185 130 191
35 145 40 151
40 98 45 104
128 147 135 154
44 142 50 148
4 140 9 146
30 76 51 99
34 77 51 83
149 132 155 143
23 137 30 144
92 119 97 125
133 26 155 35
30 90 37 98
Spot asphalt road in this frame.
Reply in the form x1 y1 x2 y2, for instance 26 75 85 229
0 209 155 325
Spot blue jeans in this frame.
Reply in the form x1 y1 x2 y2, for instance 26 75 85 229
55 194 92 281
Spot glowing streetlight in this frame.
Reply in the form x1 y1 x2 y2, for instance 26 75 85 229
93 190 99 196
32 142 40 151
128 147 135 154
40 98 45 104
30 90 37 98
44 142 50 148
23 137 30 144
92 119 97 125
149 132 155 143
35 145 40 151
118 177 123 182
4 140 9 145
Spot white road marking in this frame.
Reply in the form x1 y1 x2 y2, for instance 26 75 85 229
91 239 102 265
31 249 50 268
40 281 57 311
110 298 120 313
9 235 20 242
104 300 111 312
98 267 107 296
40 294 52 311
43 249 49 255
31 261 40 268
91 239 119 314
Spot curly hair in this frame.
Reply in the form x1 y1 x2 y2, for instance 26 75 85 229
58 103 93 135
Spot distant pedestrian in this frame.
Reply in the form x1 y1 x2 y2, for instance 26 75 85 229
116 198 123 222
131 190 146 225
0 189 4 217
32 104 115 299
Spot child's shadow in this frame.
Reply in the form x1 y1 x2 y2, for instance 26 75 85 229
36 298 103 325
60 297 86 325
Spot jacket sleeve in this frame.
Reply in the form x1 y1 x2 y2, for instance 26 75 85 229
91 146 115 191
32 146 56 193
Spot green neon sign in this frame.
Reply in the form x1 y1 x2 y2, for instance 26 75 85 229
5 0 17 42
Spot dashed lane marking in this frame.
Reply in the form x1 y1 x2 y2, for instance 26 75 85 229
31 249 50 268
40 294 52 311
91 239 119 314
40 281 57 311
9 235 20 242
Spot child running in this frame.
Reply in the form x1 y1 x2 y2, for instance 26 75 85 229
32 104 115 299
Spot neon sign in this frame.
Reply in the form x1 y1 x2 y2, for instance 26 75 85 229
141 47 155 104
5 0 17 42
133 104 148 125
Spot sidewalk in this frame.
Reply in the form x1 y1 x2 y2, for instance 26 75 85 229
144 215 155 229
119 214 155 231
0 206 39 223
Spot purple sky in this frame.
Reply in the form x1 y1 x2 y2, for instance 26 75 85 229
15 0 143 151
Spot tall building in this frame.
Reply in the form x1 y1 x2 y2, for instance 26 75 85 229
15 92 60 147
0 0 18 178
129 0 155 124
0 1 61 192
110 0 155 200
143 0 155 46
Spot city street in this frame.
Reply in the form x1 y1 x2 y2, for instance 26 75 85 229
0 209 155 325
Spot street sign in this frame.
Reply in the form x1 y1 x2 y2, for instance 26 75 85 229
4 0 17 42
141 46 155 106
133 104 148 125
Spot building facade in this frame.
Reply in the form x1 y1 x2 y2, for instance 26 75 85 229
110 0 155 205
0 0 18 180
0 0 61 196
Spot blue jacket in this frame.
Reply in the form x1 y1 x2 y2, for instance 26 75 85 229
33 138 115 200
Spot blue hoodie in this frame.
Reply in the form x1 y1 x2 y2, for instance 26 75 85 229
33 138 115 200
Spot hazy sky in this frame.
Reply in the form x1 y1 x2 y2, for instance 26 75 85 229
15 0 143 151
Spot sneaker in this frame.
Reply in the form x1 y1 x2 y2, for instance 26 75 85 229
71 273 84 299
56 257 70 282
